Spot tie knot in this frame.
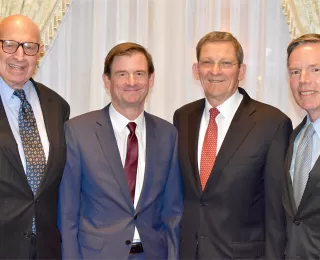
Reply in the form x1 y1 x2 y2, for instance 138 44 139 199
304 123 315 139
209 108 219 121
13 89 26 101
127 122 137 133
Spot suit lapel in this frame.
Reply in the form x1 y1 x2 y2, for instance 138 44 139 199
135 112 156 212
282 121 304 217
204 88 256 191
32 80 59 196
95 105 133 209
188 100 204 193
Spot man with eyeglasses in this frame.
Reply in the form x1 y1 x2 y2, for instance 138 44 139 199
283 34 320 259
173 31 292 259
0 15 70 259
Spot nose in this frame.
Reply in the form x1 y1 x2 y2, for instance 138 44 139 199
299 70 311 84
127 73 136 86
13 45 25 61
210 63 222 75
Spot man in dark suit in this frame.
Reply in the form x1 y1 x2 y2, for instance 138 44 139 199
0 15 70 259
283 34 320 259
58 42 183 259
173 31 292 259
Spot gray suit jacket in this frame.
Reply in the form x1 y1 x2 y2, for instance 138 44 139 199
58 104 183 259
283 117 320 259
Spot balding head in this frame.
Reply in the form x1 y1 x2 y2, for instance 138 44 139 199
0 15 41 43
0 15 43 89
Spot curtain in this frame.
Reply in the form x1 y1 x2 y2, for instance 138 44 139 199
0 0 71 50
34 0 305 127
281 0 320 37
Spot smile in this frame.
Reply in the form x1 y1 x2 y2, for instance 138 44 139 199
300 91 317 96
208 79 224 83
9 64 25 70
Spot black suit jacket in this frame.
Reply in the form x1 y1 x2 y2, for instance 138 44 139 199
0 79 70 259
173 88 292 260
283 117 320 259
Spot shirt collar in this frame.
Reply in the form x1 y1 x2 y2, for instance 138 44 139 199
308 116 320 139
109 103 145 133
0 76 33 104
204 89 243 122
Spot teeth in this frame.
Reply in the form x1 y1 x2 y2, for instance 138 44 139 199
300 91 316 96
9 64 23 69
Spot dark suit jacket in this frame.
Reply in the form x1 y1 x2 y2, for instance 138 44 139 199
173 88 292 260
58 104 183 259
0 78 70 259
283 117 320 259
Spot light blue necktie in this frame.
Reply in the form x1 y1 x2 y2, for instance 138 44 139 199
293 123 315 207
14 89 46 232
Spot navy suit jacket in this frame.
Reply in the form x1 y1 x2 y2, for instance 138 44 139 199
58 104 183 259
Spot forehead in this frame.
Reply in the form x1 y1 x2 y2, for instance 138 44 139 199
0 20 39 43
200 41 237 59
288 43 320 67
111 52 148 72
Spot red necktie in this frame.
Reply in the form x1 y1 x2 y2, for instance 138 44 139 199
124 122 138 202
200 108 219 190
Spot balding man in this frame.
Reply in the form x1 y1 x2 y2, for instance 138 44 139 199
0 15 70 259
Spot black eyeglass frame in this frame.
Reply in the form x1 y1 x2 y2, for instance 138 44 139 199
0 40 40 56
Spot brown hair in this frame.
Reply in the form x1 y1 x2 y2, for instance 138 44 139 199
287 34 320 65
196 31 244 66
103 42 154 77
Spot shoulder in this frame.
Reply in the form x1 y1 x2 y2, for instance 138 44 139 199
66 109 106 128
145 112 177 134
174 98 205 116
32 79 69 109
251 99 291 123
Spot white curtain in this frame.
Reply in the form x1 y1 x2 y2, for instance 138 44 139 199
34 0 305 127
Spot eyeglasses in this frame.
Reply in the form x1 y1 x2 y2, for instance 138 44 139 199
198 60 238 70
0 40 40 56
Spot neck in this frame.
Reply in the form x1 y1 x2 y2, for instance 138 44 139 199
112 102 144 121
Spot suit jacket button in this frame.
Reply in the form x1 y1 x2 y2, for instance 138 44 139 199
24 232 30 239
134 215 137 220
294 221 301 226
125 240 131 245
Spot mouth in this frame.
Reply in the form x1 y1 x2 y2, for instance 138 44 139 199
8 64 25 70
208 79 224 83
299 90 317 96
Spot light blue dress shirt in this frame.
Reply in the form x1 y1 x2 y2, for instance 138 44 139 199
0 77 49 173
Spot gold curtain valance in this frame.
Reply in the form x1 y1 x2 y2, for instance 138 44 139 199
281 0 320 38
0 0 72 50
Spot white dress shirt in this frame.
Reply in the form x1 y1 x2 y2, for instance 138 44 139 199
290 116 320 181
198 90 243 171
109 104 146 242
0 77 49 173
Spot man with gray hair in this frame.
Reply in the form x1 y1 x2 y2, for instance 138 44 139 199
283 33 320 259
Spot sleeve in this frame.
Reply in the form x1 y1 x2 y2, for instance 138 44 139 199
161 130 184 259
264 118 293 259
58 121 82 259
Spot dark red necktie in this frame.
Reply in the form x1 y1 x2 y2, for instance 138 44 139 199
124 122 138 202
